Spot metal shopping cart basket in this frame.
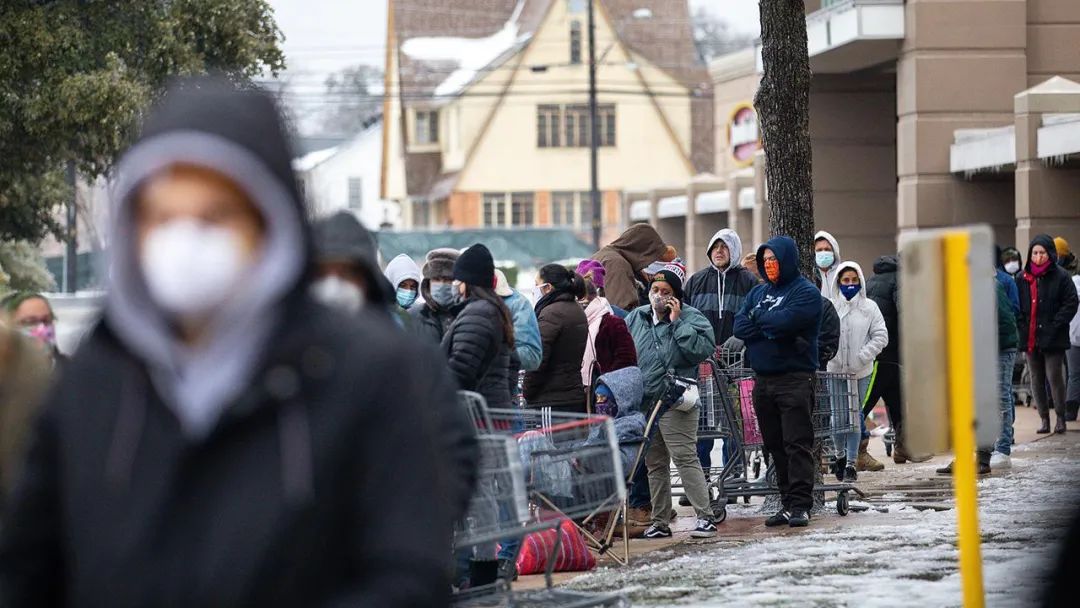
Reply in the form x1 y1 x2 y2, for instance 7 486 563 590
455 393 628 605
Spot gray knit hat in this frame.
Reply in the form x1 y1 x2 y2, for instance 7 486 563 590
422 248 460 280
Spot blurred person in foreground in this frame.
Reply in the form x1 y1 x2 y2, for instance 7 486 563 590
1016 235 1079 434
1 292 65 367
0 325 50 504
311 211 393 317
0 78 464 607
734 237 822 528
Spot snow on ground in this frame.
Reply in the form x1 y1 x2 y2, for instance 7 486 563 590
564 447 1079 607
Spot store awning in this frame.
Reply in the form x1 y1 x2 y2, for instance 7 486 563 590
375 228 595 269
757 0 905 75
950 126 1016 176
1038 114 1080 161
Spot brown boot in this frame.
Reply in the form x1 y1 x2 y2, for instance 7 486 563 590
893 438 933 464
626 506 652 527
856 439 885 472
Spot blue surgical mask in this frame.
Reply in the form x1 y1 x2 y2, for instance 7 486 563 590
816 251 835 269
396 288 418 309
839 283 861 301
430 282 455 307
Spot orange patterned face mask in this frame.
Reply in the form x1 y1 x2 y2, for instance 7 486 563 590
764 259 781 283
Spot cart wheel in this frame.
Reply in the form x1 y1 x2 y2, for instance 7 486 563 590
743 495 751 504
885 442 893 457
836 491 850 516
714 505 728 523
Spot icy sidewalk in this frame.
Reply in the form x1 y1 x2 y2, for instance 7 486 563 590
560 433 1080 607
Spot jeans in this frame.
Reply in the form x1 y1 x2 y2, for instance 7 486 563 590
754 371 816 512
1066 346 1080 413
1029 350 1068 420
696 439 739 476
834 375 872 462
627 457 651 509
646 406 713 524
996 350 1017 454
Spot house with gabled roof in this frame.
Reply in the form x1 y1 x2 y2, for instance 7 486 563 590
381 0 713 242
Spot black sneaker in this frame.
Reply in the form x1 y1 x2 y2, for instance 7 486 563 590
497 558 518 582
789 510 810 527
690 518 718 538
765 510 791 527
678 495 691 507
936 461 954 476
642 524 673 539
843 465 857 483
833 456 847 482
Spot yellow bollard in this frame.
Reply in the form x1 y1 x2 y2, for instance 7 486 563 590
943 231 985 608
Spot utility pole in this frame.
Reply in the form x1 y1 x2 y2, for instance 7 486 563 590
64 160 78 294
587 0 601 250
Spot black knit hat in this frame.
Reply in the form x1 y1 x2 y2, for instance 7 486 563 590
453 243 495 288
652 264 685 300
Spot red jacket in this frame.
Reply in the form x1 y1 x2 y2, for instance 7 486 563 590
594 314 637 375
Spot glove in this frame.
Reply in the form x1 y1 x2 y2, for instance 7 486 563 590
722 336 745 352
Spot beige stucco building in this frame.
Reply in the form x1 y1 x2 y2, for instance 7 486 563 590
629 0 1080 273
382 0 712 243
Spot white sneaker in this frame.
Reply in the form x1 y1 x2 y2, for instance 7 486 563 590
989 453 1012 469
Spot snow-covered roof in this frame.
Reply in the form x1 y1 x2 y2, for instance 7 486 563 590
292 146 340 172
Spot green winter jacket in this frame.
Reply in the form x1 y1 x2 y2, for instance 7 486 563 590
996 281 1018 352
625 303 716 409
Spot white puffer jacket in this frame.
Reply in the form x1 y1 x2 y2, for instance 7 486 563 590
827 261 889 380
1070 275 1080 347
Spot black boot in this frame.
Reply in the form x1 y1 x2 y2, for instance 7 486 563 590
833 456 846 482
1055 416 1067 434
469 560 500 589
1037 417 1051 434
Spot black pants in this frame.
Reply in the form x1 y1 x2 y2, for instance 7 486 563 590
864 361 903 437
753 371 815 512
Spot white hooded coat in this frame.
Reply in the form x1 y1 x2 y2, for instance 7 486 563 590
1070 275 1080 347
814 230 842 298
384 254 422 290
827 261 889 380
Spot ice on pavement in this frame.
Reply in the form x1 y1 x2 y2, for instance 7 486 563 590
401 0 532 97
565 454 1079 607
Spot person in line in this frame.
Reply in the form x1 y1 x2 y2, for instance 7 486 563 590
1016 235 1079 434
592 224 677 311
813 230 842 298
576 263 637 397
1 292 64 367
524 265 589 412
683 229 757 491
625 263 717 539
865 255 929 465
813 275 840 371
1001 247 1024 279
742 252 761 283
413 248 465 344
385 253 423 327
1056 237 1079 276
939 279 1018 476
495 269 542 375
0 78 465 606
1068 273 1080 422
441 244 515 589
311 211 393 317
0 324 50 504
828 262 888 481
576 259 628 318
994 246 1021 315
734 236 822 528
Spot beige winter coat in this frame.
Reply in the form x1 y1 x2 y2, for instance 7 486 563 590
827 261 889 380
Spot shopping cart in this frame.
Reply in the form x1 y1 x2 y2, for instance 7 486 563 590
455 393 628 606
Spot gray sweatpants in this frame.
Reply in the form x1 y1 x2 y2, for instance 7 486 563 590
1029 350 1067 420
646 406 713 525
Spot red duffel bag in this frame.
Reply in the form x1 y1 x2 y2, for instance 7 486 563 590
515 515 596 575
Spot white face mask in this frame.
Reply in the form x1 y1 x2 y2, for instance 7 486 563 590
141 219 249 318
311 275 365 314
1004 261 1020 275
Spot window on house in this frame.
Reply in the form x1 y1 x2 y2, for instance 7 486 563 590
598 104 616 146
415 110 439 145
537 105 562 148
569 21 582 65
561 104 616 148
510 192 534 226
483 192 505 227
413 199 431 228
551 192 574 226
347 177 363 210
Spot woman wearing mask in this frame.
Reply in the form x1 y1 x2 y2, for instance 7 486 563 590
1001 247 1023 278
524 265 589 412
1 292 63 366
828 262 888 482
1016 235 1080 434
575 261 637 395
413 248 465 344
384 254 422 328
814 231 842 298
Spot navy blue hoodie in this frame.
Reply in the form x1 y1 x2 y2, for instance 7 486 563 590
734 236 822 374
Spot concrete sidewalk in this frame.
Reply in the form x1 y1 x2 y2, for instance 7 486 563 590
515 401 1073 591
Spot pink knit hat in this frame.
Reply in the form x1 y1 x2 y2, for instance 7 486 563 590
575 260 606 288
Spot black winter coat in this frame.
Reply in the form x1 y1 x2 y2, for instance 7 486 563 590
1016 236 1080 353
0 302 470 608
866 256 900 363
442 298 513 410
524 292 588 411
818 297 840 371
684 265 758 344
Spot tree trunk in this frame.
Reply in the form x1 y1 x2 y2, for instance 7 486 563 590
754 0 815 279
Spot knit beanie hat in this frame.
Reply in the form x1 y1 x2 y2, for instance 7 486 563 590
575 259 606 289
1054 236 1071 258
422 248 460 280
652 262 686 300
453 243 496 288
